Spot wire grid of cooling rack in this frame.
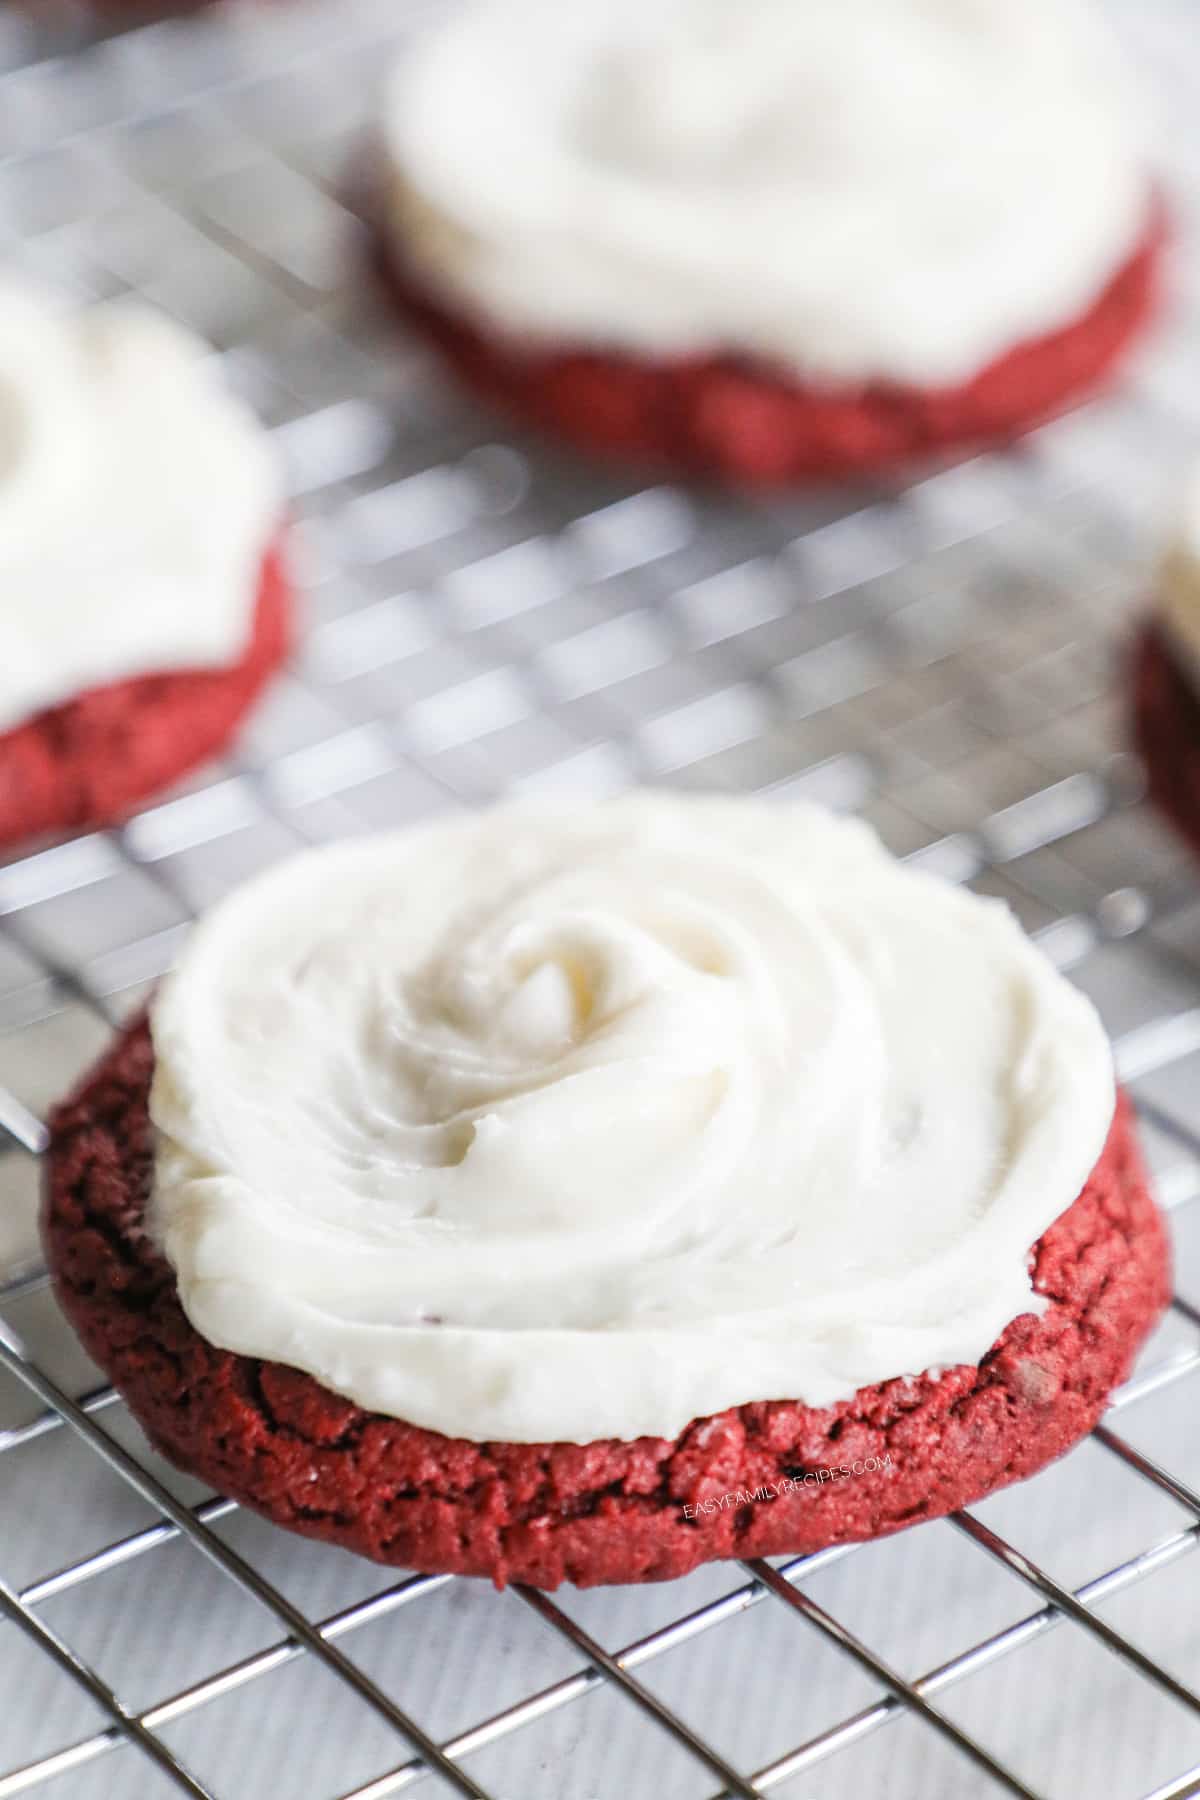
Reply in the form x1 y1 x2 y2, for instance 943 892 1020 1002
3 1 1200 1796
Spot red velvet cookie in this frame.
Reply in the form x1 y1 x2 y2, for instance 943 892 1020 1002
44 1017 1169 1590
1132 622 1200 864
376 217 1164 489
0 540 290 852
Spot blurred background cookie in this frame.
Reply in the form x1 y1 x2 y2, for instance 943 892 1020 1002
1132 468 1200 860
376 0 1163 485
0 285 291 849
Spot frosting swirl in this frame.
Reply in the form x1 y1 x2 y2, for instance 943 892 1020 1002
149 796 1114 1444
383 0 1149 386
0 283 281 733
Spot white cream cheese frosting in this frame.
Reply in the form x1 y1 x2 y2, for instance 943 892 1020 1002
149 795 1115 1445
0 283 282 734
381 0 1150 387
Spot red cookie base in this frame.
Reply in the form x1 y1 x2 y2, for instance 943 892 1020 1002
377 214 1165 487
1133 621 1200 864
0 540 290 852
44 1020 1170 1589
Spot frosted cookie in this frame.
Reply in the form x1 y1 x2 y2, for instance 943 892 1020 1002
0 284 289 848
374 0 1163 485
45 796 1169 1588
1132 469 1200 859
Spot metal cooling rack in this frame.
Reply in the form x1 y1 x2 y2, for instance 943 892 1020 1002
2 1 1200 1795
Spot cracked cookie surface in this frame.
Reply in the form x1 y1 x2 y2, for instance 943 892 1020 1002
43 1018 1169 1589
